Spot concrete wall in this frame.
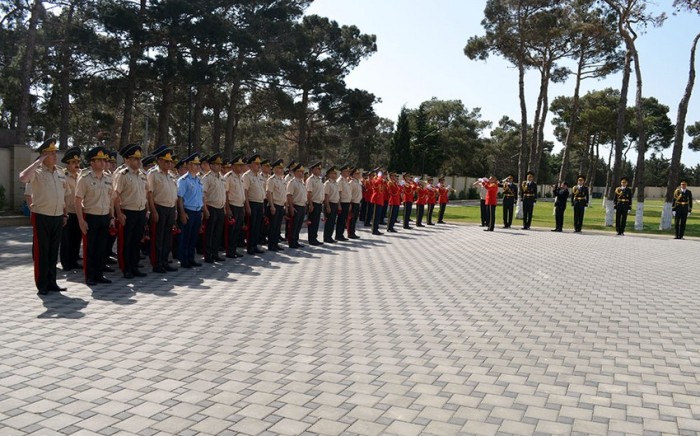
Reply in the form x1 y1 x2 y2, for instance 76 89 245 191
0 144 67 211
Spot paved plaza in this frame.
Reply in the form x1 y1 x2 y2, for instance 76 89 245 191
0 222 699 435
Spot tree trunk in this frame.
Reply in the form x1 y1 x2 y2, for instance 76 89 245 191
558 49 585 183
224 80 241 158
57 2 76 150
661 32 700 230
529 61 548 173
192 85 204 152
119 0 146 151
297 88 310 163
630 44 646 231
15 0 44 145
515 60 528 219
603 141 614 207
155 37 177 148
212 97 222 153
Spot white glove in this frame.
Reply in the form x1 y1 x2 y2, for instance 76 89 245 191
673 211 676 217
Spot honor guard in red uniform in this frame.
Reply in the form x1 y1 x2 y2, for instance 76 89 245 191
286 163 307 248
370 169 387 235
114 144 148 279
348 168 363 239
202 153 227 263
614 177 632 235
672 179 693 239
75 147 114 285
322 166 340 243
386 172 402 232
335 165 352 241
60 147 82 271
306 162 325 245
415 180 428 227
520 171 537 230
571 175 589 233
18 138 69 295
147 147 178 273
482 176 499 231
266 159 287 251
402 173 415 229
425 177 437 225
362 171 373 226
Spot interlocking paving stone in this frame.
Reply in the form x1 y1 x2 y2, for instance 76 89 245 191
1 223 699 434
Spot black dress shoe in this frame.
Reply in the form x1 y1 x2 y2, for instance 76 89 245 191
86 279 96 286
48 285 67 292
37 289 49 296
309 240 323 246
190 261 202 267
204 257 214 263
416 224 425 227
213 256 226 262
164 265 178 272
348 235 360 239
427 222 435 226
403 226 412 230
153 267 166 274
62 266 73 272
323 239 336 243
268 247 280 252
105 257 117 265
123 272 134 279
387 229 397 233
274 246 284 251
180 262 192 269
437 220 445 224
253 248 265 254
133 271 147 278
103 266 115 273
372 231 383 235
336 236 349 242
226 253 240 259
96 276 112 284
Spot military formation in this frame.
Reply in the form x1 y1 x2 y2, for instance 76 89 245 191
20 139 458 296
19 139 696 296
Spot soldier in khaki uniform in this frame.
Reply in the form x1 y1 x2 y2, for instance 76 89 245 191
225 155 247 258
18 138 69 295
286 163 307 249
266 159 287 252
335 165 351 241
306 162 324 245
242 154 266 255
147 147 178 273
323 166 340 243
60 147 82 271
348 167 363 239
114 144 148 279
75 146 114 285
202 153 227 263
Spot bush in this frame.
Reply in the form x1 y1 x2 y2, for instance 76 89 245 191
457 190 467 200
467 187 480 200
448 191 457 201
0 185 5 210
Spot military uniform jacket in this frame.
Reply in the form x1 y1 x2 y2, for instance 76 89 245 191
242 170 265 203
338 176 351 203
502 182 518 199
571 185 589 207
266 175 287 206
553 187 569 209
521 181 537 202
324 179 340 203
672 189 693 212
614 186 632 209
202 171 227 209
147 167 178 208
75 170 113 216
114 167 148 211
306 175 324 203
287 178 307 207
349 179 363 204
225 172 245 207
25 164 69 217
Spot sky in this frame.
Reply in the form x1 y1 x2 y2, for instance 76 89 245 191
305 0 700 167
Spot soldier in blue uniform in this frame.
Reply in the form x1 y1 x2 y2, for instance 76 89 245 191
176 153 204 268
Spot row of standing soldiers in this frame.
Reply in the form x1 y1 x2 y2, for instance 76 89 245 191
20 139 453 295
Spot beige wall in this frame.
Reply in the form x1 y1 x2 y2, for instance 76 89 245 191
0 145 67 211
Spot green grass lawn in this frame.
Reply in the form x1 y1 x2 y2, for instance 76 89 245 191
440 199 700 238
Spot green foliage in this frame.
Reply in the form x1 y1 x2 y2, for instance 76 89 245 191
448 191 457 201
467 187 479 200
458 190 468 200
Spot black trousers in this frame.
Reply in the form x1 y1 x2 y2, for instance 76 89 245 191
290 205 306 246
486 204 496 231
381 200 389 224
336 202 350 239
268 204 285 248
427 203 435 224
438 202 447 223
675 206 689 238
308 202 322 243
247 201 264 252
153 205 175 268
480 199 487 226
522 199 535 228
361 199 370 226
615 204 629 234
227 205 245 255
122 209 146 274
60 212 81 269
32 213 63 291
554 206 566 231
348 203 360 237
416 204 425 226
85 214 110 282
205 206 224 259
403 202 413 228
324 202 338 241
573 204 586 231
388 204 400 230
502 197 515 227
